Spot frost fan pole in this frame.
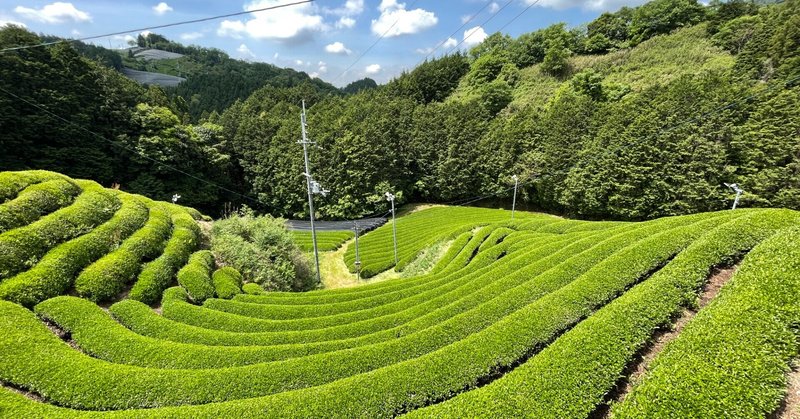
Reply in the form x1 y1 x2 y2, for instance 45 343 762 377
299 100 321 284
385 192 398 266
724 182 744 210
353 221 361 280
511 174 519 220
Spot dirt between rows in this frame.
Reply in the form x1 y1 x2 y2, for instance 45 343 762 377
596 265 738 418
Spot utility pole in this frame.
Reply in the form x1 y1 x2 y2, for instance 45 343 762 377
299 100 328 284
724 183 744 210
385 192 398 265
353 221 361 280
511 174 519 220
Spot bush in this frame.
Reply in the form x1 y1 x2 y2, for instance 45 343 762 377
0 178 81 234
0 182 119 280
128 212 200 305
212 267 243 299
211 213 316 292
74 203 172 302
0 194 148 307
0 170 68 203
615 223 800 417
177 250 216 303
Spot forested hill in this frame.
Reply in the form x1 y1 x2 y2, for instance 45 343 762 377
39 32 342 121
1 0 799 220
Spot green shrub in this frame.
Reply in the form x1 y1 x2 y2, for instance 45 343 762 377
0 178 81 234
0 194 148 307
0 211 733 412
0 182 119 280
211 213 316 291
74 204 172 302
0 170 69 203
343 206 536 278
212 267 243 299
291 230 354 252
177 250 216 303
128 212 200 305
614 223 800 417
241 282 265 295
410 209 799 417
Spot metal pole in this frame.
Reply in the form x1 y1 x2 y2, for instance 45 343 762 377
299 100 321 284
732 190 741 210
391 197 398 265
511 175 518 220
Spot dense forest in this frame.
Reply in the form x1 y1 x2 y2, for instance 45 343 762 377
1 0 798 220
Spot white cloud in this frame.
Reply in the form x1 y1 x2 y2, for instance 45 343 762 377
463 26 487 47
460 15 473 24
152 2 173 15
140 30 153 37
379 0 400 12
336 16 355 28
237 43 256 59
180 32 203 41
217 0 324 43
325 41 351 55
371 1 437 37
0 18 26 28
70 29 80 36
318 61 328 73
489 2 501 13
217 20 245 39
273 52 280 59
109 34 136 49
14 2 91 24
365 63 381 74
415 37 457 55
327 0 363 15
527 0 647 11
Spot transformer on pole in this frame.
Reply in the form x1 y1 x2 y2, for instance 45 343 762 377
385 192 398 266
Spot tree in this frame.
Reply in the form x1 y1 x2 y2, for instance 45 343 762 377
731 86 800 209
706 0 758 35
630 0 706 45
469 32 513 61
342 78 378 95
542 38 571 77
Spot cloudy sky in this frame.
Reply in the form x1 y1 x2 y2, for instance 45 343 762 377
0 0 646 86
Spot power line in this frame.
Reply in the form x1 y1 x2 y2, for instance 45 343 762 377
330 0 421 84
0 0 314 54
493 0 541 34
417 0 498 63
442 0 520 57
0 85 264 206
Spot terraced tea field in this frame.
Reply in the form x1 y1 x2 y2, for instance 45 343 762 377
1 170 799 417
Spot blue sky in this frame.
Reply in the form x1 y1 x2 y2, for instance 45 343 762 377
0 0 646 86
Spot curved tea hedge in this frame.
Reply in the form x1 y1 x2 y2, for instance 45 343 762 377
342 206 543 277
0 171 205 307
0 171 798 418
291 230 354 252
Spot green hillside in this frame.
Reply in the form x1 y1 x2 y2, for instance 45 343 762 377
1 169 799 416
2 0 798 219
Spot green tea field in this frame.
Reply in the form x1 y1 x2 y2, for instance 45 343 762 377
0 170 799 418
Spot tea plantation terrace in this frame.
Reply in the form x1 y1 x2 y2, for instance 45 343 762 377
0 170 798 417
